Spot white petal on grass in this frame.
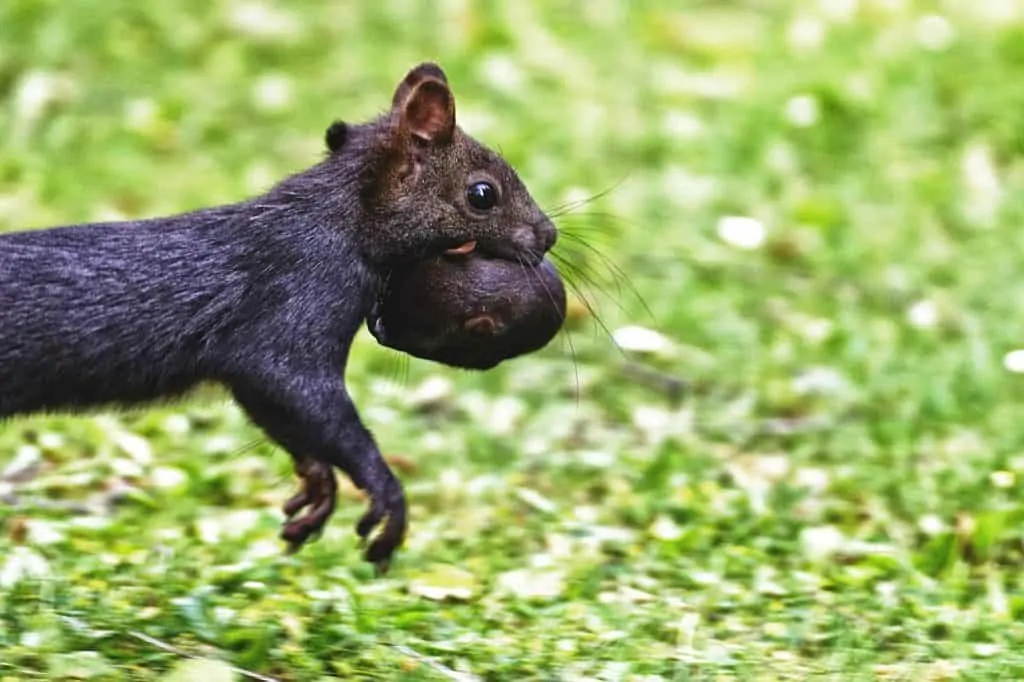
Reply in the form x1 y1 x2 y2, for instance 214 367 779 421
213 606 237 625
598 585 656 606
966 0 1022 24
26 520 65 545
110 457 143 478
515 487 558 514
792 367 850 396
663 166 719 208
488 396 524 434
3 444 41 479
662 110 706 139
151 466 187 489
195 510 261 544
496 568 566 600
37 431 64 450
918 514 946 536
124 98 158 131
251 73 293 112
0 547 51 588
115 431 153 464
916 14 956 51
1002 349 1024 373
961 142 1003 226
161 414 191 435
795 467 830 493
70 516 112 531
987 572 1010 618
227 2 301 40
990 470 1014 488
799 525 845 561
573 505 600 524
907 299 939 329
409 375 454 408
14 71 76 123
650 515 684 541
818 0 859 22
785 94 820 127
456 108 496 136
800 316 834 343
244 539 281 561
974 643 1001 658
558 186 593 208
716 215 767 250
633 405 671 439
872 0 905 12
479 54 524 93
163 658 237 682
787 16 827 51
612 325 674 354
20 631 45 648
203 434 241 454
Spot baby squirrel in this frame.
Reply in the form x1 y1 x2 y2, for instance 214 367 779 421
0 62 559 572
371 251 566 370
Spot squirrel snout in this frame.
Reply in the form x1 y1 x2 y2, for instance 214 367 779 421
535 218 557 253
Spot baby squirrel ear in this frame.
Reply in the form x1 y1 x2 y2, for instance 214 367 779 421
391 62 455 145
325 120 347 153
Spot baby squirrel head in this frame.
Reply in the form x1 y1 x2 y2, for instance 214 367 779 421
327 63 557 267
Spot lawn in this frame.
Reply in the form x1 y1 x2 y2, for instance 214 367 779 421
3 0 1024 679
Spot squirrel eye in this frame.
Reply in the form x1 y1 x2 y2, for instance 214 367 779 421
466 181 498 211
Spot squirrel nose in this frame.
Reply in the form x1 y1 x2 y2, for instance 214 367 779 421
535 217 557 253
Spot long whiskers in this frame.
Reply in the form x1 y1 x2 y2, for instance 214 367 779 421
554 233 653 322
544 174 630 217
548 254 625 359
516 253 581 404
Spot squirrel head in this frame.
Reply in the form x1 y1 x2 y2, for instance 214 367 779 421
327 63 557 268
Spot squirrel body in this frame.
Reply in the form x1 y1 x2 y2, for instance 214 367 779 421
0 63 560 570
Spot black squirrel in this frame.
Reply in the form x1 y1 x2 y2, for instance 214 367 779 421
0 62 561 571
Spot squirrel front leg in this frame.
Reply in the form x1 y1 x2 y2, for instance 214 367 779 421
230 368 407 572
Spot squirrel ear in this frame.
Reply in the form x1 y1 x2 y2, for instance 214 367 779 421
391 62 448 108
392 63 455 145
325 120 347 153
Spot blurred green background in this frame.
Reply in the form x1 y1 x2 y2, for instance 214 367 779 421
4 0 1024 679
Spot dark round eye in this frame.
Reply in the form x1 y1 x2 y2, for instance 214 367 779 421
466 182 498 211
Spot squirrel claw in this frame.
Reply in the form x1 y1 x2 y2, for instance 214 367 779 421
355 477 407 574
280 458 337 551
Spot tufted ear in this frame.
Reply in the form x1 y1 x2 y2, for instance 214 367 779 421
391 62 455 145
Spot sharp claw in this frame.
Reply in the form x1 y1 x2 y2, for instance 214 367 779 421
356 479 407 572
283 489 311 517
280 459 337 552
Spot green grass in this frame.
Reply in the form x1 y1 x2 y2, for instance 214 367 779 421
4 0 1024 679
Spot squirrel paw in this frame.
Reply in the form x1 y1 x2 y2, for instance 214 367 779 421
355 476 407 574
281 458 337 551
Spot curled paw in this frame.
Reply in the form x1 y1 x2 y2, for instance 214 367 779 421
355 476 407 574
281 458 337 552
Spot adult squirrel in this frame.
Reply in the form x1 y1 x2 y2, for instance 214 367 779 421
0 62 560 572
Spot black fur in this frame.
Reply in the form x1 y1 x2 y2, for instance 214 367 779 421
0 62 558 571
